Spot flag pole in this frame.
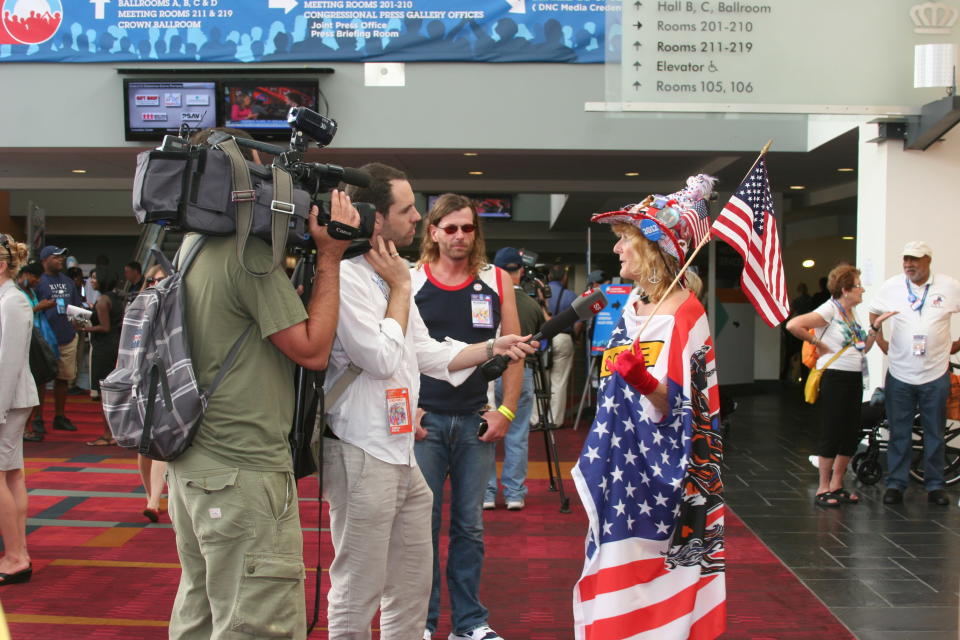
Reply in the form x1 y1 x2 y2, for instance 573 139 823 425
628 140 774 345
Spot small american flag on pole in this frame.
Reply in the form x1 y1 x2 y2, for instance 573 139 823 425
711 156 790 327
679 198 712 252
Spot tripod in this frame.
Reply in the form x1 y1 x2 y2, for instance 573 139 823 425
529 350 571 513
572 354 602 432
288 248 324 635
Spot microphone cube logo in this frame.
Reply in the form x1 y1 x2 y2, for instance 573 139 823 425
1 0 63 45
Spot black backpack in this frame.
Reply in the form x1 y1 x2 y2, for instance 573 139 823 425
29 327 58 385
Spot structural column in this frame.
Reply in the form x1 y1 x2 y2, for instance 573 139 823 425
857 123 960 391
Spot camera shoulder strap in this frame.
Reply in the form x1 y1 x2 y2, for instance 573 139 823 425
219 137 293 279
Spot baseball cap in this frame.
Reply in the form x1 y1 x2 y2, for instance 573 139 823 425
39 245 68 260
587 269 608 285
494 247 523 271
902 241 932 259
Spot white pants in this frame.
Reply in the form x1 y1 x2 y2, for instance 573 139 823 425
322 438 434 639
534 333 574 428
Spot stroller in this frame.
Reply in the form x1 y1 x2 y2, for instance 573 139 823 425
851 387 960 486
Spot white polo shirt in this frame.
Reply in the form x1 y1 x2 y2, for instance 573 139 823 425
868 272 960 385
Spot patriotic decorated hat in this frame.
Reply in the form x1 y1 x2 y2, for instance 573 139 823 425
591 174 717 264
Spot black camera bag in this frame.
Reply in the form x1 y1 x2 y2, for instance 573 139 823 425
132 136 311 276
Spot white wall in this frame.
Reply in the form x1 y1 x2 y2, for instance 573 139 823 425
857 123 960 393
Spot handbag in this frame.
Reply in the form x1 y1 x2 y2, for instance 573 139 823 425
801 327 824 369
29 326 59 385
804 344 851 404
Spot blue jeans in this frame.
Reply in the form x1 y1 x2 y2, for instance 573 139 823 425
884 370 950 491
415 411 494 634
486 367 533 503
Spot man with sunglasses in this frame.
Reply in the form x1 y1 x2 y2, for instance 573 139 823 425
326 167 534 639
410 194 524 640
869 241 960 506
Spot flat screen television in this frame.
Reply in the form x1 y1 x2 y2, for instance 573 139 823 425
426 195 513 220
221 81 320 139
124 80 218 141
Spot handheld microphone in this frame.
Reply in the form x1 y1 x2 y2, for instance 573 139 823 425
479 289 608 381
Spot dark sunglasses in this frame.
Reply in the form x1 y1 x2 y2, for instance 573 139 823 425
146 277 166 285
437 224 476 235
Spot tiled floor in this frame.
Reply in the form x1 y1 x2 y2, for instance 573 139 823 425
724 388 960 640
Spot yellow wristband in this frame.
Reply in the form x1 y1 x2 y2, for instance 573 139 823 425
497 405 516 421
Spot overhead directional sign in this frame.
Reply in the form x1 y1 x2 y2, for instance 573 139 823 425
616 0 960 111
0 0 618 63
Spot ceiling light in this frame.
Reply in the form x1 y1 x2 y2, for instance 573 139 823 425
468 171 484 175
842 236 855 240
789 185 805 190
71 169 87 174
624 172 640 177
802 259 815 268
837 167 855 172
463 152 479 157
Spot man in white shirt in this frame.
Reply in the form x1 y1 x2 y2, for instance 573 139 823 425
869 240 960 506
324 163 534 639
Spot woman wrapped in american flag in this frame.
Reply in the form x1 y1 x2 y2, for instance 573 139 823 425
572 175 726 640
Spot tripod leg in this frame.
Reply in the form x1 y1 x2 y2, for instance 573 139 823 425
546 429 571 513
573 355 599 431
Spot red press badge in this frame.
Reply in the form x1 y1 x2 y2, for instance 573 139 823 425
386 388 413 435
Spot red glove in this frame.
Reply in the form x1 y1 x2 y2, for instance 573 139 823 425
610 346 659 395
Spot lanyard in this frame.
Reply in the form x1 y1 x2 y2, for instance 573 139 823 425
905 277 930 314
831 298 866 351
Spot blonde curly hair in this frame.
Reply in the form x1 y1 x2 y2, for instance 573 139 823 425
0 234 29 275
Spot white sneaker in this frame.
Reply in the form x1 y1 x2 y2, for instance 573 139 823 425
449 625 503 640
423 631 433 640
506 499 525 511
482 500 496 510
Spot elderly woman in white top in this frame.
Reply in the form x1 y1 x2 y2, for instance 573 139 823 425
0 233 38 585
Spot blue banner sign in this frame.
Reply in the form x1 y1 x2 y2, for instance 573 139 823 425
0 0 618 63
590 283 632 353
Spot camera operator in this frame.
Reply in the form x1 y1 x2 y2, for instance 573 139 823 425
324 163 535 639
164 128 360 640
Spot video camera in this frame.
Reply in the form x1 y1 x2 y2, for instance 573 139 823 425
202 107 376 243
518 250 551 302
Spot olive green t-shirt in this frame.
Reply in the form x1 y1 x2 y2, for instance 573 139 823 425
183 234 308 472
514 285 546 336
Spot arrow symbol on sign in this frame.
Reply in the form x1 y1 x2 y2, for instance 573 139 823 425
633 61 642 69
634 1 643 8
633 41 641 50
634 21 643 29
90 0 110 20
268 0 298 14
506 0 526 14
633 81 641 90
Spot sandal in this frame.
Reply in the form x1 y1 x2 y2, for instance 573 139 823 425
815 491 840 508
85 436 116 447
833 488 860 504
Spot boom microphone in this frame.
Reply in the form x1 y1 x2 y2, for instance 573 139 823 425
479 288 608 381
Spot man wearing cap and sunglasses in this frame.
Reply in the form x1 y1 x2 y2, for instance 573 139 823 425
32 245 85 435
869 241 960 506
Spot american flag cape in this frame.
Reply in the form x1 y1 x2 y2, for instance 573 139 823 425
711 157 790 327
572 292 726 640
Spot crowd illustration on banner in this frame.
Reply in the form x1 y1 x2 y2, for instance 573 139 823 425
0 6 620 64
